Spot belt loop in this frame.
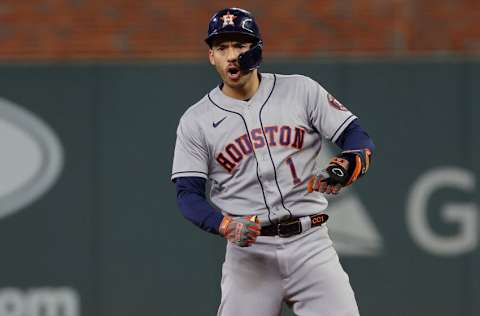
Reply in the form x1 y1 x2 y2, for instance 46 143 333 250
300 216 312 232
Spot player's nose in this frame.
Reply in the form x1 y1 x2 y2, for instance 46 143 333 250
226 47 239 63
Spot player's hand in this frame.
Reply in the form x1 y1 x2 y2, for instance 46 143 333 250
307 149 372 194
219 215 261 247
307 156 350 195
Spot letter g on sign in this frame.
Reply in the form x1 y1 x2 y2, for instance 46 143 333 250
406 167 478 256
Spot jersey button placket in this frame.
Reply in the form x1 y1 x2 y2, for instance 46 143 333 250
244 104 275 211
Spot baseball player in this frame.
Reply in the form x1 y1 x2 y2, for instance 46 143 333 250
171 8 375 316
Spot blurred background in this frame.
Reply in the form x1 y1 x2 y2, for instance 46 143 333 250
0 1 479 315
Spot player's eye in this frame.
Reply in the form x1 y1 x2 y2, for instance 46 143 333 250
214 45 226 51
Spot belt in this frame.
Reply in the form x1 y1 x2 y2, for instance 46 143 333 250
260 213 329 238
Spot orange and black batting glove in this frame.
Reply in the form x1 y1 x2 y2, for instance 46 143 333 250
307 149 372 195
219 215 260 247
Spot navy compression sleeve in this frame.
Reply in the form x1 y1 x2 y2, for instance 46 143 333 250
335 119 375 153
175 177 224 235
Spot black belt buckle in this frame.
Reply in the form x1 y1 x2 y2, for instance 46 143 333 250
277 220 302 238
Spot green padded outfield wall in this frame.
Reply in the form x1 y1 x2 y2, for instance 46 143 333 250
0 60 478 316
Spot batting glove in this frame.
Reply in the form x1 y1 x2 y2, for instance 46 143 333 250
219 215 261 247
307 166 345 195
307 149 372 195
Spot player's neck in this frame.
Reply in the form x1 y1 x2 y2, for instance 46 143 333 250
222 71 260 101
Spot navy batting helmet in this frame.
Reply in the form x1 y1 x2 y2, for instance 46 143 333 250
205 8 263 71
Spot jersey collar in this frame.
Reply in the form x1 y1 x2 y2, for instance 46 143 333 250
209 73 275 111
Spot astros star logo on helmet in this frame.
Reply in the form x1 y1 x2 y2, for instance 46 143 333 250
221 12 236 27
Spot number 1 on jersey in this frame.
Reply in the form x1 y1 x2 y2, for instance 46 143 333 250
286 157 301 185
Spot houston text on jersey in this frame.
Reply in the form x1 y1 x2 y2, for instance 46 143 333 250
216 125 305 172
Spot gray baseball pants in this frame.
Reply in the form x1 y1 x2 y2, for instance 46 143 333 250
217 226 360 316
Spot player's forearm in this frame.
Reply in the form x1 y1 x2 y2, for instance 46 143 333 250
175 177 224 234
335 119 375 153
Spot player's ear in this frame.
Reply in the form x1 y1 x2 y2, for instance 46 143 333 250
208 49 215 66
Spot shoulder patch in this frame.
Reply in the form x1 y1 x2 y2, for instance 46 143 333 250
328 94 348 111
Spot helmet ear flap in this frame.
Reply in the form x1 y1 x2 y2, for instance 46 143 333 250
238 41 263 71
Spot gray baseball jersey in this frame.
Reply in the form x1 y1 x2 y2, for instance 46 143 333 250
171 73 357 223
